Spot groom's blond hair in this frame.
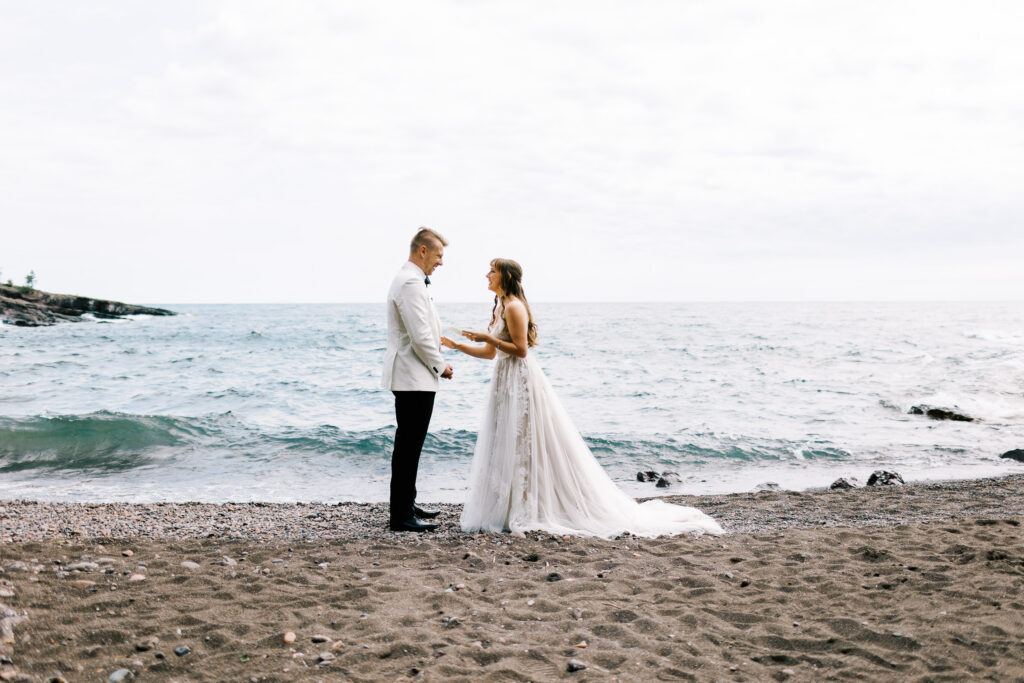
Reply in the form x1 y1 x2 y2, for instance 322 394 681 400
410 227 448 253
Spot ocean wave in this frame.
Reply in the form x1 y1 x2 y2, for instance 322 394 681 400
0 412 190 473
0 412 471 474
0 411 849 476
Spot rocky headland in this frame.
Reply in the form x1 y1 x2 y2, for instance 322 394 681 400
0 285 175 327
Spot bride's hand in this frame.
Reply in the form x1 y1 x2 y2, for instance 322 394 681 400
463 330 493 344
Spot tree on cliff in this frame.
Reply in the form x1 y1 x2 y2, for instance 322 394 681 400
25 270 36 290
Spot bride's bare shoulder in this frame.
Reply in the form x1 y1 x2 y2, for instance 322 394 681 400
503 298 527 316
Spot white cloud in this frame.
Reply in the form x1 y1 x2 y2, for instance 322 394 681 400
1 0 1021 302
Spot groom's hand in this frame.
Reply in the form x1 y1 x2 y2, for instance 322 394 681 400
441 364 454 379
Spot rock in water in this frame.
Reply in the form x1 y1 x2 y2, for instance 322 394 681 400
655 472 681 488
908 405 975 422
829 477 861 490
867 470 905 486
0 284 175 327
636 471 659 482
755 482 781 491
1000 449 1024 463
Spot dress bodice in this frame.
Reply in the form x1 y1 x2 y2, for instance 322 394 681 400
489 302 514 345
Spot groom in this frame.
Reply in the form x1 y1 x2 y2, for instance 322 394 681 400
382 228 454 532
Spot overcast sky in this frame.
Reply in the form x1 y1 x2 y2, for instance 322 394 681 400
2 1 1022 304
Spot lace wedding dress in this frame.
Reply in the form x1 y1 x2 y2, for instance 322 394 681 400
460 305 723 538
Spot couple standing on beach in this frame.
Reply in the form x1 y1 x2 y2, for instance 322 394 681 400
383 228 722 538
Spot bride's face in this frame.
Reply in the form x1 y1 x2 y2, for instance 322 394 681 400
486 264 501 294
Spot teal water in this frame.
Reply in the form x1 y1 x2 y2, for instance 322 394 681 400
1 302 1022 502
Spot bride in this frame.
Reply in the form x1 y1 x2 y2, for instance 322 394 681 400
441 258 723 538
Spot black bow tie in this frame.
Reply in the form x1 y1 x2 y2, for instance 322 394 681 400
424 276 431 286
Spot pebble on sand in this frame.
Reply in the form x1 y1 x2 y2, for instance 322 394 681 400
107 669 134 682
128 574 146 582
567 659 587 672
121 550 134 557
283 631 296 644
180 561 201 570
174 646 191 657
66 562 99 572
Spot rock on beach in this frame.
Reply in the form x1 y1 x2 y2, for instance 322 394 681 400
867 470 905 486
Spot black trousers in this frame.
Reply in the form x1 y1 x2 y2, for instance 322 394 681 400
390 391 435 522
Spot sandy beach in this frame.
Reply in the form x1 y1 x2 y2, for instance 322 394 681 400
1 475 1022 682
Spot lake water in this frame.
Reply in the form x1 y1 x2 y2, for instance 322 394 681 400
1 302 1022 502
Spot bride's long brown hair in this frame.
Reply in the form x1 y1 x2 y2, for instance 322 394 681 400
490 258 538 347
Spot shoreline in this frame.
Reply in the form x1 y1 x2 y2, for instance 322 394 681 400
1 475 1021 681
2 474 1022 542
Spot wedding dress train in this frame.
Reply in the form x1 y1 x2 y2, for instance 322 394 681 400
460 308 723 538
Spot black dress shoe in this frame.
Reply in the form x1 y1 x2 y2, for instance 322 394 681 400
389 517 439 532
413 505 440 519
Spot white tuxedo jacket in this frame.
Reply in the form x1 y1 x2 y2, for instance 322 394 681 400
382 261 445 392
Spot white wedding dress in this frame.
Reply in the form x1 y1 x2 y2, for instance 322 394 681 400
460 305 723 538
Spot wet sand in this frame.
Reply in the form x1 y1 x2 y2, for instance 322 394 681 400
1 475 1022 682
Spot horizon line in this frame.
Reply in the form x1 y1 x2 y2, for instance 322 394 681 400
147 299 1024 306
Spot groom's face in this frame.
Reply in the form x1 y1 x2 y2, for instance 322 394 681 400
423 243 444 275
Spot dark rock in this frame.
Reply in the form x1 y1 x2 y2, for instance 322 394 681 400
636 471 659 482
829 477 861 490
1000 449 1024 463
567 660 587 672
908 405 975 422
522 553 539 562
867 470 905 486
545 572 562 582
755 482 780 491
0 284 175 327
655 472 681 488
173 646 190 657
